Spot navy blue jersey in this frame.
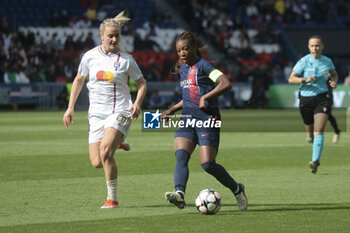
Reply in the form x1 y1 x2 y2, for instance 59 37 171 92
179 57 220 120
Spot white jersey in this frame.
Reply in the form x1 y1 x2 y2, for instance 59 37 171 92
78 45 143 115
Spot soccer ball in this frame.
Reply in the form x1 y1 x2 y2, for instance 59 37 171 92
195 189 221 215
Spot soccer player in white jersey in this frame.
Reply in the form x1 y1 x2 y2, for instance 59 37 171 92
63 11 147 208
289 35 338 174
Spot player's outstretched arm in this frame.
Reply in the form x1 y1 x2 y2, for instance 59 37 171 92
161 100 183 120
63 73 86 128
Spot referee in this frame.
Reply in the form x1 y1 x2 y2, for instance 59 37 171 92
288 35 339 174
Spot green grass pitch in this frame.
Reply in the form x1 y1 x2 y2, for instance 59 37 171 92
0 110 349 233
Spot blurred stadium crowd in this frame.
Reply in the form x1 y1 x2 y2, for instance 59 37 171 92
1 0 350 109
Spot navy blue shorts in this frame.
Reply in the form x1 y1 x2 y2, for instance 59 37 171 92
175 125 220 150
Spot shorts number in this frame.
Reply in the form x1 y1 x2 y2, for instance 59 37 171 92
116 114 131 130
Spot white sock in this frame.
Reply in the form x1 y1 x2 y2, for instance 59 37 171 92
234 184 240 195
106 179 118 201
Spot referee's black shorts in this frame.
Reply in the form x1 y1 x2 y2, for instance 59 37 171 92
299 92 331 125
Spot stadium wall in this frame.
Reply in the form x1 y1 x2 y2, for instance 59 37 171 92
0 83 88 110
0 82 253 110
2 83 349 110
269 84 350 110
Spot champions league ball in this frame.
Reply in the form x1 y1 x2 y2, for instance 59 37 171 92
195 189 221 215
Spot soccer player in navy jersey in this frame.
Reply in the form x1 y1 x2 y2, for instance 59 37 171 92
289 35 338 174
161 32 247 211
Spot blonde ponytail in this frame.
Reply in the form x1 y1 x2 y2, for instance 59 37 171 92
100 10 130 35
113 10 130 24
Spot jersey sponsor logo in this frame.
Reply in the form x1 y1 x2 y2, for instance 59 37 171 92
96 70 114 82
180 78 195 88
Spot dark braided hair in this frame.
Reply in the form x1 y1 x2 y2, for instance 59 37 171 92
174 32 208 73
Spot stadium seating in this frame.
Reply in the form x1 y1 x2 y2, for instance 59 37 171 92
1 0 157 28
228 29 280 54
18 27 184 53
136 28 185 52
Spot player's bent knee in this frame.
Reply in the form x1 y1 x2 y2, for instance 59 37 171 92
175 149 190 162
99 145 115 162
91 161 103 168
90 156 103 168
201 160 216 173
99 152 110 163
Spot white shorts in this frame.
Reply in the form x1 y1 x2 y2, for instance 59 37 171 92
88 112 132 144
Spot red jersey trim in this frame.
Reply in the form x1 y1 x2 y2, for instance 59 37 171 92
112 55 121 113
187 66 199 105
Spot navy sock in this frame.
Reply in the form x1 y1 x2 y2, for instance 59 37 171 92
201 160 239 194
174 149 190 193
